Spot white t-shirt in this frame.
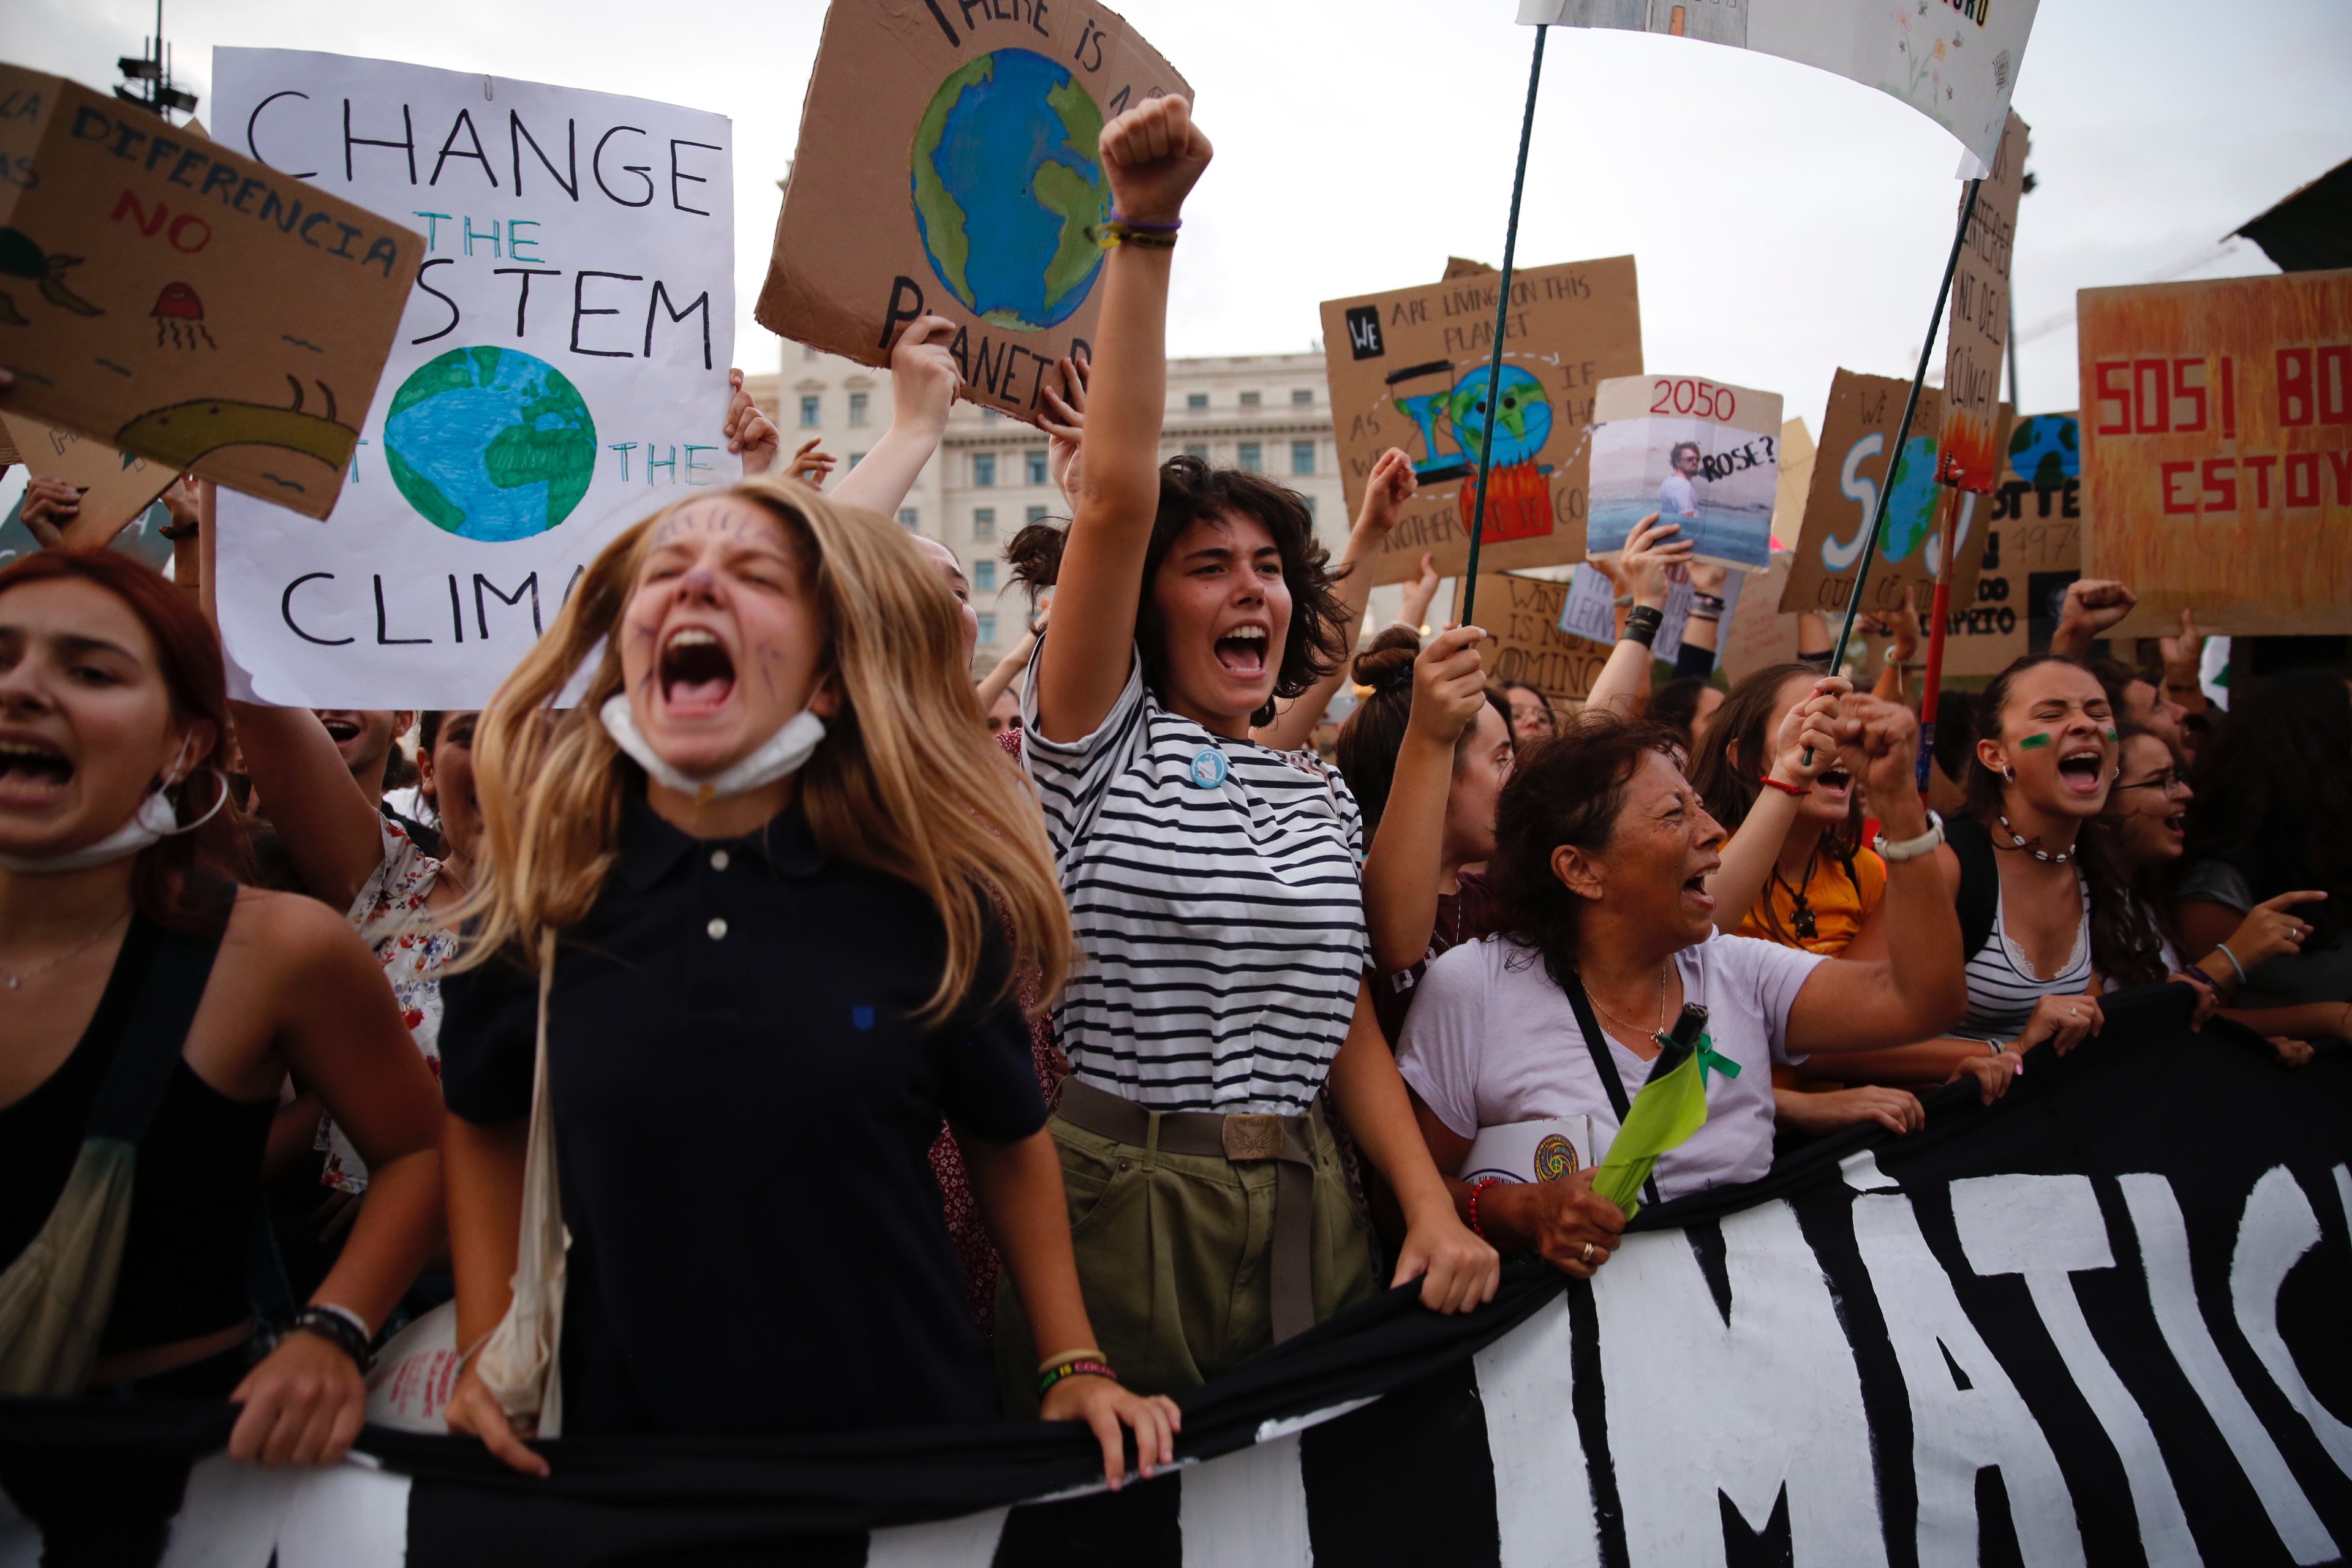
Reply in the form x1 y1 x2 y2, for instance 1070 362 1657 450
1398 930 1823 1201
1022 647 1368 1115
1660 472 1698 517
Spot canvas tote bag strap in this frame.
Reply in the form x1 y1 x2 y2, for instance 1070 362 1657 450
475 930 568 1434
0 919 225 1395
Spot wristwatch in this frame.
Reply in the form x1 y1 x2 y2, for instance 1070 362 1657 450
1874 811 1945 863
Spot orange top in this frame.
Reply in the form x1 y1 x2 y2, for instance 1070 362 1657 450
1737 846 1886 957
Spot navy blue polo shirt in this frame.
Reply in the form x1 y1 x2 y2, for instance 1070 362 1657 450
439 791 1046 1438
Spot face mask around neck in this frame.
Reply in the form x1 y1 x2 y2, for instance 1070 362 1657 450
0 738 227 875
598 695 827 802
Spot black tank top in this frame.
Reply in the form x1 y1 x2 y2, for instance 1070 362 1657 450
0 915 274 1355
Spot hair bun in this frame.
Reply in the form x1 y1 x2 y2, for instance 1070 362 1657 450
1352 627 1420 693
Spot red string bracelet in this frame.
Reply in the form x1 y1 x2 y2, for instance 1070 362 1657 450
1760 777 1811 799
1467 1177 1506 1240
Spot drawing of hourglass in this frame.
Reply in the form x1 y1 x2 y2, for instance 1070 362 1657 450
1385 360 1472 484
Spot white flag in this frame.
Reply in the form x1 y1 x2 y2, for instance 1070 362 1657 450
1516 0 2038 176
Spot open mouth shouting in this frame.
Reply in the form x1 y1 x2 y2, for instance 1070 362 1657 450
1213 622 1269 683
1681 855 1721 916
0 733 74 810
2055 742 2109 797
316 712 363 752
658 625 739 720
1813 765 1853 802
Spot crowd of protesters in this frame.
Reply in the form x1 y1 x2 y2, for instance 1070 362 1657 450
2 90 2345 1564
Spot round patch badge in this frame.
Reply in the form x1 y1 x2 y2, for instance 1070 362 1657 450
1188 747 1230 790
1534 1134 1580 1182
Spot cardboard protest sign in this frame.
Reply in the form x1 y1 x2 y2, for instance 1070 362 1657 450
0 66 420 519
1937 112 2029 491
0 492 173 572
1719 549 1803 687
208 51 733 707
1586 374 1781 571
1779 371 1989 618
757 1 1184 423
1556 559 1741 671
1515 0 2040 176
0 412 175 544
1322 257 1644 587
2078 270 2352 638
1942 411 2082 677
1477 571 1615 708
1770 418 1812 548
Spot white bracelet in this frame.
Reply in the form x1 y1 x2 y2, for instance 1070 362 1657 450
2213 941 2247 984
313 1302 374 1341
1874 811 1945 864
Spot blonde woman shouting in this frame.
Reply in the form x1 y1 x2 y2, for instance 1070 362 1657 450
437 478 1177 1486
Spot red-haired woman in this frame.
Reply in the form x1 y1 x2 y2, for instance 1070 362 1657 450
0 551 442 1566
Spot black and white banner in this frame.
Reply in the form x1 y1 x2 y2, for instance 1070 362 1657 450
4 987 2348 1566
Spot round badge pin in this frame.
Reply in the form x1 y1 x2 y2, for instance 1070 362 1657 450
1188 747 1230 790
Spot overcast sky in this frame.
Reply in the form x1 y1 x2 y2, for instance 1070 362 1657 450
14 0 2346 432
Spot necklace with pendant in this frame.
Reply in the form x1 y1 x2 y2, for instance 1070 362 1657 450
1589 963 1669 1044
1997 813 2073 865
2 914 130 992
1773 847 1822 941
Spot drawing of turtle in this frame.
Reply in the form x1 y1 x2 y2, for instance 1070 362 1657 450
0 229 105 326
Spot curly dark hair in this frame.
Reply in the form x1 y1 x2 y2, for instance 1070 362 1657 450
1005 455 1352 726
2181 667 2352 948
1334 627 1512 835
1487 714 1686 992
1969 653 2163 986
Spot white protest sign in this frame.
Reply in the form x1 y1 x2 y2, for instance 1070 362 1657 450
1556 561 1744 670
209 51 734 706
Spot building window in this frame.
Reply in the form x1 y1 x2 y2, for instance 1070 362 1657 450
1025 450 1048 485
802 344 818 361
798 395 820 428
976 612 998 646
1186 393 1208 413
1292 388 1313 405
982 409 1001 422
1025 504 1049 526
974 560 997 592
1237 443 1262 472
897 508 919 530
1184 444 1209 460
848 452 864 469
973 507 996 539
973 453 996 487
1305 495 1319 521
848 392 869 427
1240 391 1261 410
1291 441 1316 475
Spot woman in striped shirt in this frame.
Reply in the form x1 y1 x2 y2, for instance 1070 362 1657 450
1008 96 1496 1407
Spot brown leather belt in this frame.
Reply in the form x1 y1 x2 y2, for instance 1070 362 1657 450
1054 1077 1318 1343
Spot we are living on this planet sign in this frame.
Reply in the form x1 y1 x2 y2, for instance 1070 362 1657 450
758 0 1186 423
209 50 733 708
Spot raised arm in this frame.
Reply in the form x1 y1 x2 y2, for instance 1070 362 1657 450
832 314 963 518
2049 578 2136 663
1784 696 1968 1050
1362 625 1489 972
1582 514 1688 718
1255 447 1416 752
1705 677 1847 933
1033 96 1213 743
229 701 398 912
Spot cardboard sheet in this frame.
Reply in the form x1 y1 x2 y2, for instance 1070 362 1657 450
1941 411 2082 677
0 67 420 519
1586 374 1782 571
756 0 1185 423
1322 257 1644 586
0 411 175 543
1936 112 2029 492
1477 571 1616 709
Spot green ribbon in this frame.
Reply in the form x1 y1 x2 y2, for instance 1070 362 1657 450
1692 1033 1740 1086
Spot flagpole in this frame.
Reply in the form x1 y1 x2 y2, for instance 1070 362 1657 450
1454 24 1547 630
1803 176 1981 766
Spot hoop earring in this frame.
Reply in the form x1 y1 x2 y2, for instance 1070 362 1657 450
2001 763 2018 783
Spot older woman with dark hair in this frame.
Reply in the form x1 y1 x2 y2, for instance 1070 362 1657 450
1395 701 1967 1277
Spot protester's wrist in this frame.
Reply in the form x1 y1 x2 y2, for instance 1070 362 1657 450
1632 586 1670 612
1875 802 1932 845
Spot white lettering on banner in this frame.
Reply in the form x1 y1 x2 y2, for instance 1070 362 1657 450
2117 1173 2340 1564
1474 1294 1602 1568
1948 1175 2199 1567
2231 1167 2352 1477
1850 1193 2086 1568
1178 1434 1311 1568
1597 1207 1885 1567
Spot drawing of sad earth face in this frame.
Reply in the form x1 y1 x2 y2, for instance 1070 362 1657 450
384 347 597 541
910 48 1110 331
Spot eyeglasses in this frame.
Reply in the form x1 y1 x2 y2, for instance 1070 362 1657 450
2113 769 2187 797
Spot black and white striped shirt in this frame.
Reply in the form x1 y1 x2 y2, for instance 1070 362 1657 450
1022 652 1367 1115
1960 884 2094 1038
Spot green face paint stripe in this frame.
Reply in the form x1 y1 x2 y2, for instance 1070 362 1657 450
2103 728 2120 742
2019 733 2054 750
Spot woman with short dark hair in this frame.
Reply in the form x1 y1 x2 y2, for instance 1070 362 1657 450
1396 702 1966 1277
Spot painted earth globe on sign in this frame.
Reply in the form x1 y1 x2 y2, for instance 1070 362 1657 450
910 48 1109 332
2007 413 2079 488
384 347 598 542
1445 364 1554 467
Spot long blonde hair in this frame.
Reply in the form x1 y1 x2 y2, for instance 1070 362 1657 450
455 478 1070 1020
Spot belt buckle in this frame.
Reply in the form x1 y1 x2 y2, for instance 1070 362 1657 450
1222 1113 1284 1161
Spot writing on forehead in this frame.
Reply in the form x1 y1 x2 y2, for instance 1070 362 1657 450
654 505 748 544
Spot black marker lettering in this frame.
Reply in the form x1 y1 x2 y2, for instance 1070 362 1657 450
412 257 460 344
344 99 417 184
282 573 352 646
571 270 642 356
